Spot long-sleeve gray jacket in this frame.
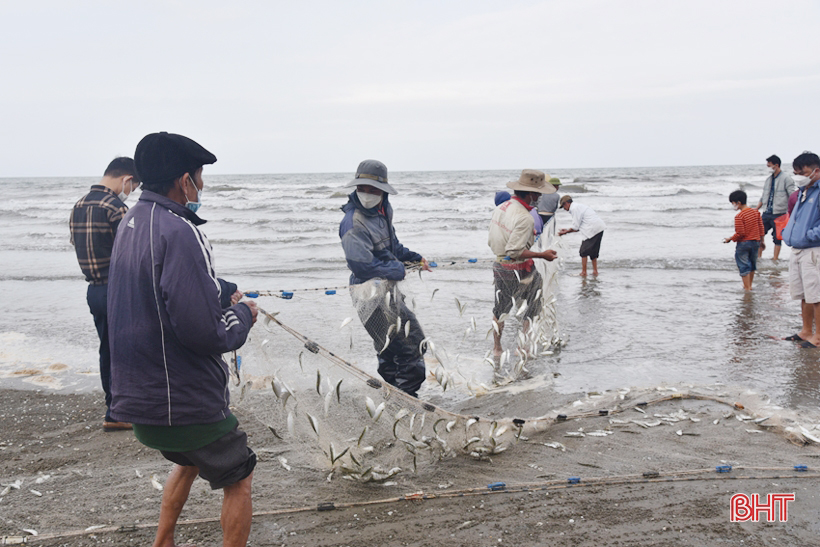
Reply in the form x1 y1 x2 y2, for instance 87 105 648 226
759 172 796 215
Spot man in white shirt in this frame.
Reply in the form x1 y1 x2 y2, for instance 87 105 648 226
558 195 606 276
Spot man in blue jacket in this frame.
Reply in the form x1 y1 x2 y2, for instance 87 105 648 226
339 159 431 397
782 151 820 349
108 132 258 547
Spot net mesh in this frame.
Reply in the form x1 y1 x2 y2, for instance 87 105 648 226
231 224 566 481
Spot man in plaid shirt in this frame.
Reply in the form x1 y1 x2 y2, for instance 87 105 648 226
69 157 140 431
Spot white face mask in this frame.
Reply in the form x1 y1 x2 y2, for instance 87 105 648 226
118 178 133 202
356 191 382 209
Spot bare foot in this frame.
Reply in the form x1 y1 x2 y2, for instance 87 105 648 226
592 271 599 276
579 271 587 277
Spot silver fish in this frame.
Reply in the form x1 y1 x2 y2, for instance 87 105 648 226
385 291 391 309
298 351 304 372
380 335 391 354
151 474 164 491
430 288 439 302
324 390 333 416
287 411 295 436
316 369 322 395
307 413 320 436
268 425 283 440
372 402 386 423
395 408 410 420
464 437 482 448
404 320 411 338
466 418 477 430
277 456 292 471
271 377 284 399
365 396 377 417
446 420 456 433
335 379 343 403
340 317 353 329
328 443 347 464
357 426 368 447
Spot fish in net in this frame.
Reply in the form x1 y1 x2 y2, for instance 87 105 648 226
230 227 566 481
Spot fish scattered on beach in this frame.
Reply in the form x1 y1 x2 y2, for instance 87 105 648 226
150 475 163 491
287 412 295 436
340 317 353 329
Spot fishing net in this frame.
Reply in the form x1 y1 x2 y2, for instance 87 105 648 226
230 223 567 481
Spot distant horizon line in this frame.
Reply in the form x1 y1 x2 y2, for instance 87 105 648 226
0 162 774 180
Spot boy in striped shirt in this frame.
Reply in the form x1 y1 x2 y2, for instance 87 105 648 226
724 190 765 290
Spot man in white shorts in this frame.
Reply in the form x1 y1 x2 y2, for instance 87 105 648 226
781 151 820 349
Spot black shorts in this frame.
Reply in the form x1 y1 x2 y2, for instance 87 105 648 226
761 212 784 245
492 263 543 320
579 231 604 259
160 424 256 490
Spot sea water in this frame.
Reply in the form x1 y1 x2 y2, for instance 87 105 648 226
0 165 814 411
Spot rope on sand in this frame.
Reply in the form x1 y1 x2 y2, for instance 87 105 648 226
6 467 819 544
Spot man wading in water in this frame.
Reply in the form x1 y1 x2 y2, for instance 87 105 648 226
488 169 558 363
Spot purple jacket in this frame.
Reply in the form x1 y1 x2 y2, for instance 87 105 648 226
107 191 253 426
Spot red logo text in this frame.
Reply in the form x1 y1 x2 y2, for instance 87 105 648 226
730 493 795 522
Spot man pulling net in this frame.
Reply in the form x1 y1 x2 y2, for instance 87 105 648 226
339 159 432 398
488 169 558 367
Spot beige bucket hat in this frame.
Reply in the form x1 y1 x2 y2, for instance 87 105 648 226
506 169 556 194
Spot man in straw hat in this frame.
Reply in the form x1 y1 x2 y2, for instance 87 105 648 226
559 194 606 276
340 159 432 397
488 169 558 362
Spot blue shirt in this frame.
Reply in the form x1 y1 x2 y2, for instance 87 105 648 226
782 183 820 249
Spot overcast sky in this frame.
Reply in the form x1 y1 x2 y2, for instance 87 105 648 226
1 0 818 176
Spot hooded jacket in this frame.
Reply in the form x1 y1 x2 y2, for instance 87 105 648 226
339 192 421 284
107 191 253 426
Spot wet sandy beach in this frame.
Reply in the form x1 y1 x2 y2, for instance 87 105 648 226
3 386 820 546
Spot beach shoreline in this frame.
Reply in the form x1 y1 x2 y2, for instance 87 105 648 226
3 386 820 546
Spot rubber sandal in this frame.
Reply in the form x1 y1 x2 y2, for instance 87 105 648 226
800 341 817 349
784 334 804 342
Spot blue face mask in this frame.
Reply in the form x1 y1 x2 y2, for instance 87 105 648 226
185 175 202 213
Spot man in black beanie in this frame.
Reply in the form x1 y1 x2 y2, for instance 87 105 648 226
108 132 259 547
